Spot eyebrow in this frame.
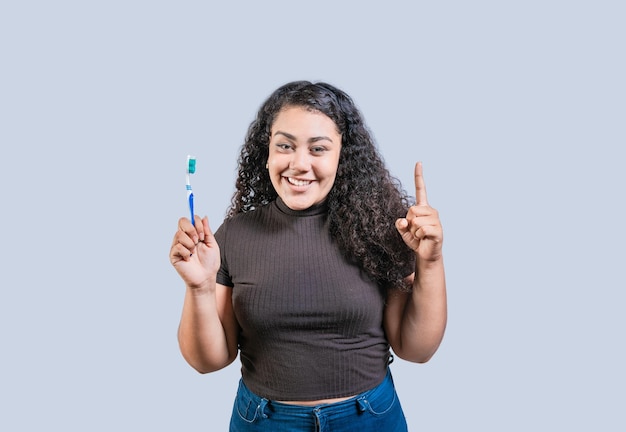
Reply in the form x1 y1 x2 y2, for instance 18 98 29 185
273 131 335 144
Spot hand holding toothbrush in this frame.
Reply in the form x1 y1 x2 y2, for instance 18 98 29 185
169 155 221 290
170 215 221 291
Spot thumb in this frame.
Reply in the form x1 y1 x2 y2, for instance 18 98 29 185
201 216 214 245
395 217 409 234
396 217 419 250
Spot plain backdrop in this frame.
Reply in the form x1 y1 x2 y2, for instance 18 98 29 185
1 1 624 431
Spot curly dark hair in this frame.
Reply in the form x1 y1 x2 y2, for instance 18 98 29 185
227 81 415 290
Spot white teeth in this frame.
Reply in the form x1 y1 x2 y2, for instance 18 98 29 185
287 178 311 187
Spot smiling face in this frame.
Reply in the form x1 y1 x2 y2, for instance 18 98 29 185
267 106 342 211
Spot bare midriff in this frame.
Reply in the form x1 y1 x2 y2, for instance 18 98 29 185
277 394 356 406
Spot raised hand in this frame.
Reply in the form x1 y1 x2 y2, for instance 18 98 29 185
395 162 443 262
170 215 221 290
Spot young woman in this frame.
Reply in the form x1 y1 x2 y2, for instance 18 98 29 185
169 81 447 431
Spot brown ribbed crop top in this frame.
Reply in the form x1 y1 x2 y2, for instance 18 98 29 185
214 198 393 401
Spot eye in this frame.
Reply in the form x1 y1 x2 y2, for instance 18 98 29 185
275 143 293 151
311 146 327 154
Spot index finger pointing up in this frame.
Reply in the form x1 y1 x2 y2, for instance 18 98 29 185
414 161 429 206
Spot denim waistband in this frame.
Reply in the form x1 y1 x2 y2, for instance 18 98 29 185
236 368 395 418
231 368 408 431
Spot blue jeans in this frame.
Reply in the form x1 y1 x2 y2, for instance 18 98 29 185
229 368 408 431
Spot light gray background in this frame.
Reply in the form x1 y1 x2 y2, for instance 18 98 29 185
1 1 624 431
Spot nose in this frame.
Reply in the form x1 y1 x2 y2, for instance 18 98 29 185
290 148 311 172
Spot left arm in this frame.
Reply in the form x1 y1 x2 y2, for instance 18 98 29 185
384 162 448 363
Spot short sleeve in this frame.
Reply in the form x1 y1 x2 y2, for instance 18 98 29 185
213 222 234 287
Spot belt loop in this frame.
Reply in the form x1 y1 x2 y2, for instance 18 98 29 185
258 398 270 419
356 396 369 412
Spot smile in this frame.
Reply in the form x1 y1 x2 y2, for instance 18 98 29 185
287 177 312 187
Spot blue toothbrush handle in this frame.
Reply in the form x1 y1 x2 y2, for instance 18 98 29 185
187 188 195 226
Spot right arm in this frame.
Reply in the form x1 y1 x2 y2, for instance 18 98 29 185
170 216 239 373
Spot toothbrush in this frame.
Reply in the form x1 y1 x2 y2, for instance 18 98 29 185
186 155 196 226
